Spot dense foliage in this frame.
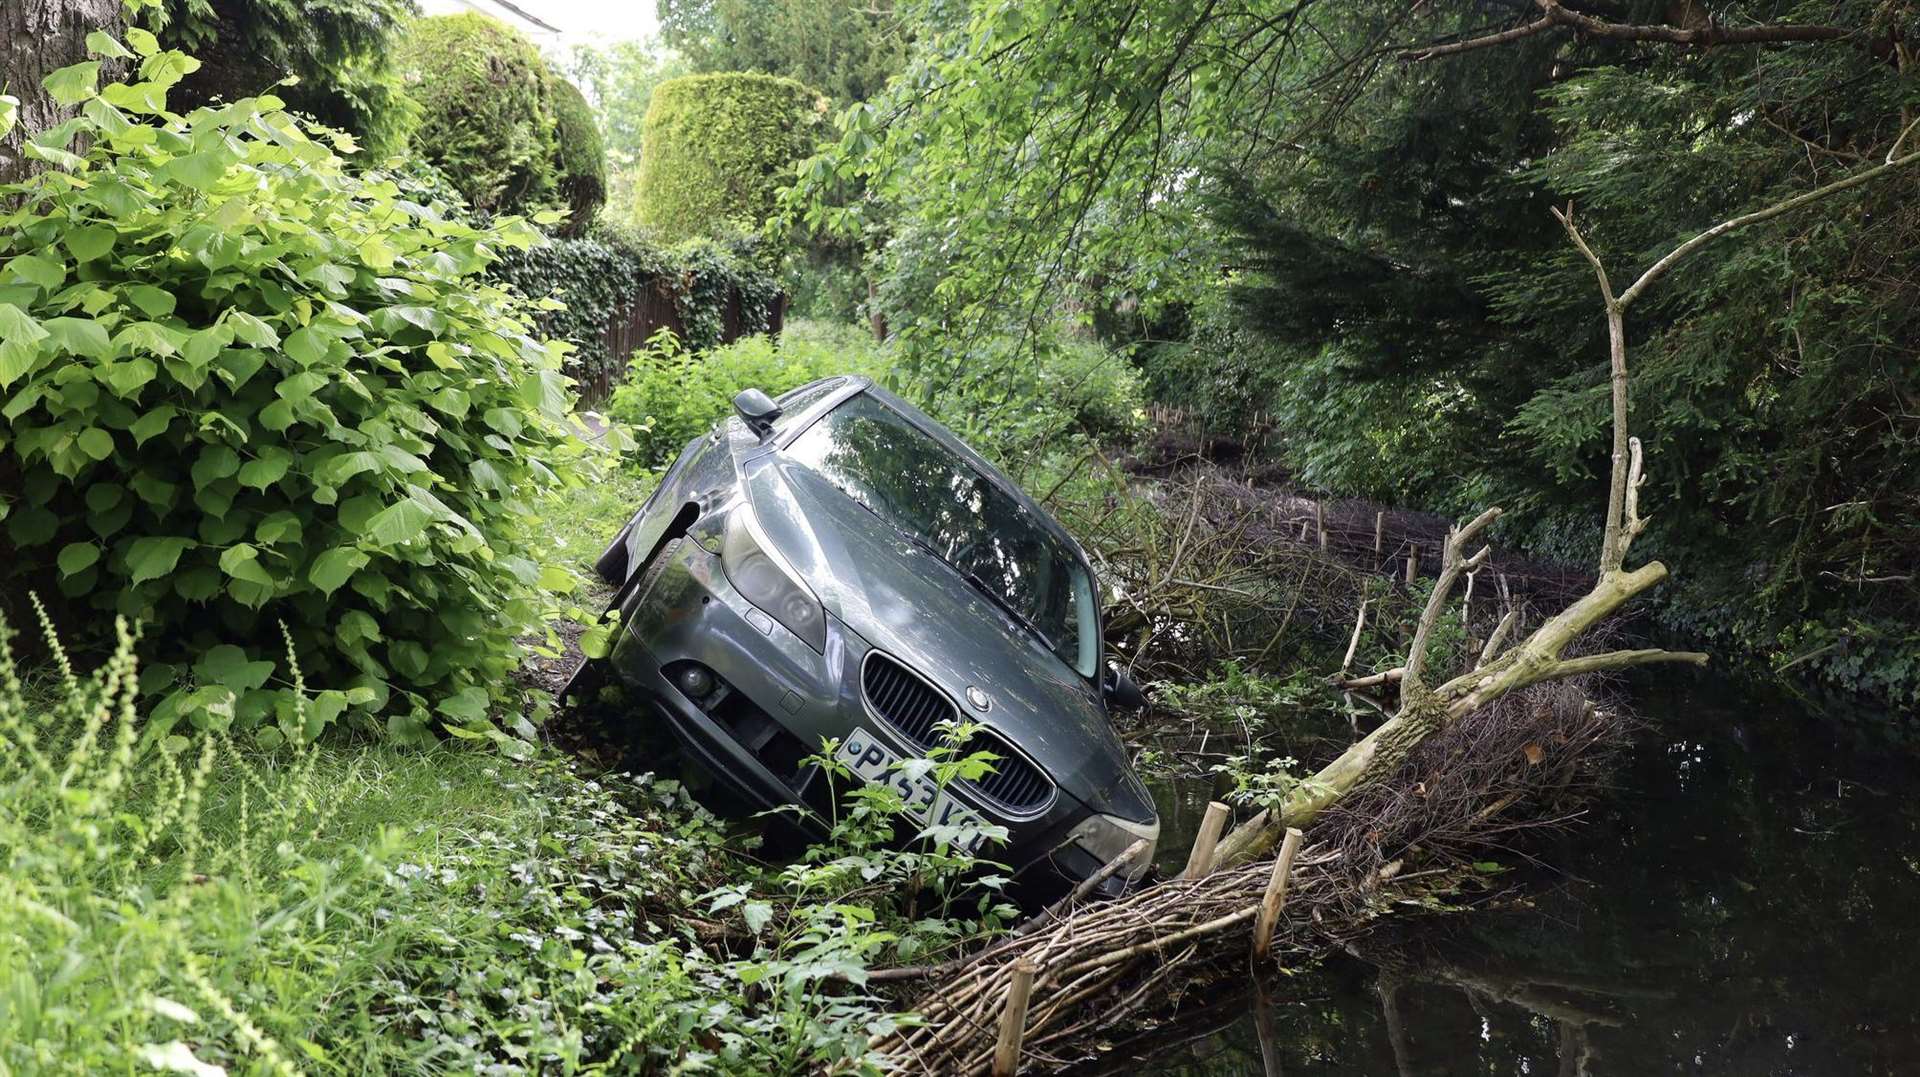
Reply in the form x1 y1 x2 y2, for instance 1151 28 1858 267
0 604 1032 1073
396 13 603 226
494 228 782 391
142 0 416 156
610 317 1144 472
799 0 1920 703
659 0 913 104
636 72 828 243
0 37 582 739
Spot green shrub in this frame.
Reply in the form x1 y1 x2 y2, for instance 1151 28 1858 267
609 318 887 466
610 312 887 464
636 72 829 243
0 39 583 739
549 77 608 236
397 13 585 219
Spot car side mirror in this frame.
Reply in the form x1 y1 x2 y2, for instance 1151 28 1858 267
1103 665 1146 711
733 388 782 439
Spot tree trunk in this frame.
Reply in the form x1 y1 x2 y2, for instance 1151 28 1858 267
0 0 122 183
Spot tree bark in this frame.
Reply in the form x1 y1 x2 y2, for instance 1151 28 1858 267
0 0 122 184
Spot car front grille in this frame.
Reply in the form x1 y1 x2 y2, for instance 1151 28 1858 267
860 652 1054 813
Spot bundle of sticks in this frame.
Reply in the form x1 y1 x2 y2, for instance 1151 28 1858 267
875 679 1626 1073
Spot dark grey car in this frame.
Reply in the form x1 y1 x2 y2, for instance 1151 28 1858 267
569 376 1159 897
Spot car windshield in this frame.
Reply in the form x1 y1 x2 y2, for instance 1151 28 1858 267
784 393 1100 678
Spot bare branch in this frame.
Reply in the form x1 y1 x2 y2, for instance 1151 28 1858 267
1399 15 1554 61
1616 141 1920 310
1335 666 1404 691
1534 0 1848 48
1476 609 1521 669
1549 203 1614 305
1402 0 1848 65
1339 598 1370 675
1404 508 1502 692
1536 648 1710 681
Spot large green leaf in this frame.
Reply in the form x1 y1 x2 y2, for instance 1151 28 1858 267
309 545 370 596
366 496 432 547
85 30 134 60
57 542 100 577
43 318 110 360
190 445 239 488
284 326 329 366
130 406 175 446
42 61 101 106
124 285 177 319
76 427 114 460
162 150 230 192
4 254 65 293
126 536 194 584
193 644 273 694
99 357 157 397
217 543 275 587
0 303 49 387
237 448 292 490
63 225 116 263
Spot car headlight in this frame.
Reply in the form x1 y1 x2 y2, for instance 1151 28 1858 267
721 506 827 652
1065 812 1159 883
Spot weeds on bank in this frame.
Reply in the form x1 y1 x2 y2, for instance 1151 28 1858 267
0 604 1010 1074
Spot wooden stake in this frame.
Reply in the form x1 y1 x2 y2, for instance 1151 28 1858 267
1374 510 1385 554
1183 801 1232 880
993 959 1039 1077
1315 501 1327 550
1405 545 1420 585
1252 827 1304 961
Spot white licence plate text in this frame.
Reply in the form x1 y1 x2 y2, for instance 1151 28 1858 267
836 726 991 854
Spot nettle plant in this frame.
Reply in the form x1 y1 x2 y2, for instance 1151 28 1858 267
0 29 585 742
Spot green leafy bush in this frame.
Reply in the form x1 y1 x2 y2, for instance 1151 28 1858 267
397 13 602 226
0 38 581 739
609 318 886 466
636 72 829 243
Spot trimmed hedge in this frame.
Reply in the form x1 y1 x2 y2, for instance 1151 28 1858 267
550 78 608 236
397 13 605 231
635 72 828 243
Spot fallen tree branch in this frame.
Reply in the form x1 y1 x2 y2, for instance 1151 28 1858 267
1401 0 1849 62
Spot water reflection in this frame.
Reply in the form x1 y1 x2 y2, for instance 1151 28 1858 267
1094 672 1920 1075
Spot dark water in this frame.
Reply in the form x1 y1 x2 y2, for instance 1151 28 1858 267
1107 673 1920 1076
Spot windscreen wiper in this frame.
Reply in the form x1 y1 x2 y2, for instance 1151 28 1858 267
871 515 1060 654
958 569 1058 655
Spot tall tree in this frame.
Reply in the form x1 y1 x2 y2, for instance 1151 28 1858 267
0 0 122 183
659 0 910 104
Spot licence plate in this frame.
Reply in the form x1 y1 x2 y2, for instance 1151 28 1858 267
836 726 992 854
